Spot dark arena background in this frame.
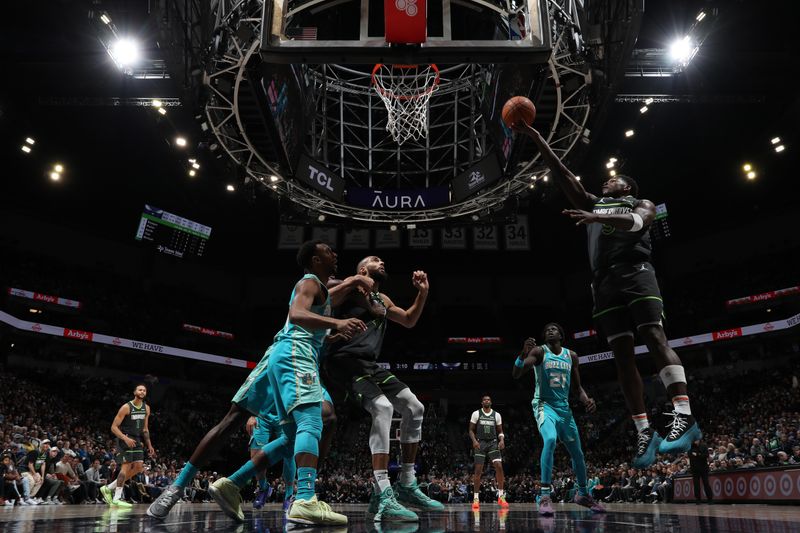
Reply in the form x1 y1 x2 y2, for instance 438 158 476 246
1 1 799 532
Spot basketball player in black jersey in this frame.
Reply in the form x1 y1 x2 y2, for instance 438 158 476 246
513 123 701 468
101 384 154 508
324 257 443 522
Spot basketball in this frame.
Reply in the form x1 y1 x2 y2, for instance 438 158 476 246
502 96 536 128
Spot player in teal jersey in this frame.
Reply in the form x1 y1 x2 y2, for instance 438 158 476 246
513 323 605 516
148 241 371 526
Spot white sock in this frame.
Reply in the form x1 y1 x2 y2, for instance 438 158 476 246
107 480 117 490
399 463 416 486
498 489 505 498
374 470 391 493
114 487 124 501
474 492 480 501
632 413 649 432
672 395 692 415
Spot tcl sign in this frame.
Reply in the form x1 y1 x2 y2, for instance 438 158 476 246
297 154 344 202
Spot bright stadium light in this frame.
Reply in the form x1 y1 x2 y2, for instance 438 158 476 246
609 170 617 177
625 129 635 137
775 145 785 153
100 13 111 25
226 184 235 192
188 170 196 177
25 137 35 145
152 99 162 108
389 224 398 231
670 36 698 67
696 11 706 22
640 106 649 114
644 98 654 105
109 38 140 68
771 137 781 145
270 175 280 182
609 157 617 163
742 163 752 172
54 164 64 173
191 162 200 169
157 107 167 115
21 145 32 153
175 137 187 147
50 172 61 181
606 162 615 169
317 214 326 222
747 171 756 180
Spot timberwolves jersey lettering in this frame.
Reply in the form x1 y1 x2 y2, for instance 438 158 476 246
533 345 572 407
587 196 652 274
272 273 331 354
120 401 146 438
477 410 498 440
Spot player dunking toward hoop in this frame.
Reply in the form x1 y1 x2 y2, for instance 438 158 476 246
513 123 701 467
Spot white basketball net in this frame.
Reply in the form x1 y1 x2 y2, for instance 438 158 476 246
372 64 440 145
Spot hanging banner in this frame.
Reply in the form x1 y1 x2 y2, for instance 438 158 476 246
441 227 467 250
451 154 502 202
347 187 449 210
504 215 530 251
182 324 235 340
473 225 499 250
726 286 800 308
311 227 338 247
408 228 434 248
296 154 345 201
375 229 401 249
7 288 82 309
277 224 306 250
344 228 370 250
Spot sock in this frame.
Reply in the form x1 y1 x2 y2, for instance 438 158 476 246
672 395 692 415
399 463 415 486
258 478 268 491
374 469 391 493
577 485 588 497
284 481 295 501
114 487 123 501
632 413 649 432
541 484 552 497
107 480 117 490
474 492 479 501
296 467 316 501
498 489 505 498
174 462 198 489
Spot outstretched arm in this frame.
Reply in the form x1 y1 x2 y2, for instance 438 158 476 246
384 271 429 328
513 123 597 210
563 199 657 231
570 351 596 413
327 275 374 306
512 337 545 379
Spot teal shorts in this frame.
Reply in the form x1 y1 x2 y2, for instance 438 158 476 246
532 401 581 445
267 339 324 421
250 416 276 449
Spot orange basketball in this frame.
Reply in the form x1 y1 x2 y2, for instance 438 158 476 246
502 96 536 128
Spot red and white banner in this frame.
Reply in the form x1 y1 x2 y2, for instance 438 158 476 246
573 329 597 339
673 467 800 502
0 310 254 370
447 337 503 344
726 285 800 308
7 287 81 309
182 323 235 340
578 312 800 365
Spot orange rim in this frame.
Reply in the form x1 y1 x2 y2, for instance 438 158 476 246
372 63 440 101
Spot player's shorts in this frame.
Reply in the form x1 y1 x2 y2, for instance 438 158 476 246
116 438 144 464
474 439 502 464
249 416 277 449
324 355 409 402
233 345 279 419
267 339 324 420
532 401 581 446
591 261 664 341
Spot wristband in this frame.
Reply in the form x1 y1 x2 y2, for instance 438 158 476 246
514 357 525 368
628 213 644 232
498 434 505 439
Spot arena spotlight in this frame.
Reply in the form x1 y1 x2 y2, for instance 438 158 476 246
157 107 167 115
389 224 398 231
226 184 235 192
606 162 615 169
747 171 757 180
542 176 549 182
775 145 785 153
529 183 535 189
21 145 32 153
639 106 648 114
771 137 781 145
696 11 706 22
152 99 162 108
271 184 277 190
100 13 111 25
625 130 635 138
25 137 35 145
175 137 187 147
575 176 581 181
609 157 617 163
270 175 280 183
609 170 617 177
644 98 654 105
471 214 480 221
54 164 64 173
742 163 752 172
317 214 326 222
109 38 140 68
49 172 60 181
188 170 196 177
191 162 200 170
466 349 477 354
669 36 698 67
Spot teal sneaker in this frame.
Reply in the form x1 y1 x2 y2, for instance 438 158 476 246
394 480 444 511
374 487 418 522
367 490 380 517
658 412 701 455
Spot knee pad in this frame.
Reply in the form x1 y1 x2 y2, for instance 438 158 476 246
293 403 323 456
364 395 393 454
394 388 424 444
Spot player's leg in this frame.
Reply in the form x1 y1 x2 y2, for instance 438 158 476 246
249 420 272 510
534 403 557 516
490 454 508 508
318 396 337 468
559 412 605 512
472 458 485 509
385 384 443 512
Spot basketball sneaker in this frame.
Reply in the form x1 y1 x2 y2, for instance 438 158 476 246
100 485 114 505
146 485 182 519
373 487 418 522
252 489 268 510
282 495 294 515
367 490 380 517
394 479 444 511
287 496 347 526
111 498 132 509
209 477 244 522
537 494 554 516
574 493 606 513
471 497 480 510
632 427 663 469
497 495 509 509
658 411 701 454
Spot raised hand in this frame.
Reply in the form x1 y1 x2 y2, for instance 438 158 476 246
412 270 429 293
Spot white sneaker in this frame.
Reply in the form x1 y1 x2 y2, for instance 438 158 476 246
3 500 14 507
18 499 29 506
25 498 39 506
42 497 52 505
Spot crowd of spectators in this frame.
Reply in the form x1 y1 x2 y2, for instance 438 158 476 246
3 355 798 508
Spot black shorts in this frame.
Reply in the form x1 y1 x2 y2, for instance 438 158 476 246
324 355 409 402
116 438 144 464
474 439 502 464
591 262 664 341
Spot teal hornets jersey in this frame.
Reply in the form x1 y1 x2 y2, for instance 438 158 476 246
533 344 573 407
272 273 331 353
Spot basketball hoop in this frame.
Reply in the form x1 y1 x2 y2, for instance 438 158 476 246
372 63 440 145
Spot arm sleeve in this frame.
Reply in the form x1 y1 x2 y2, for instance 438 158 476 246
495 412 502 425
470 411 479 424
